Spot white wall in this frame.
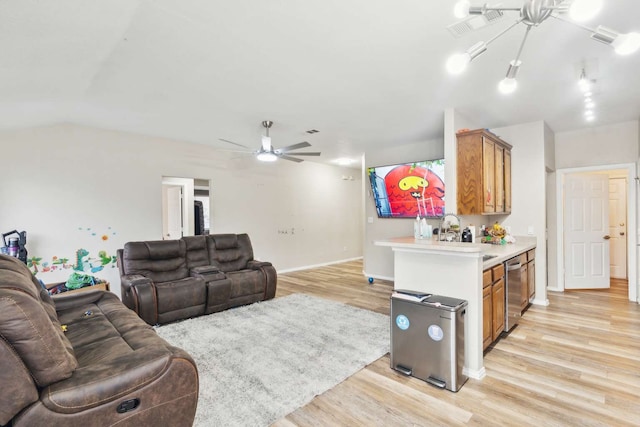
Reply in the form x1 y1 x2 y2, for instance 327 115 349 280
555 120 638 169
0 124 363 298
363 138 444 279
491 121 548 304
554 120 639 301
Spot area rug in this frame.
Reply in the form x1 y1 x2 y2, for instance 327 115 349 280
155 293 390 427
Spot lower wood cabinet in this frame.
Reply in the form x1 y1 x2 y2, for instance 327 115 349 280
482 263 505 350
527 249 536 301
520 250 536 313
491 277 505 341
482 284 492 350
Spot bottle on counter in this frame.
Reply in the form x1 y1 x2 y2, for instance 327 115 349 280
420 217 428 238
414 215 421 239
461 227 473 243
468 225 476 243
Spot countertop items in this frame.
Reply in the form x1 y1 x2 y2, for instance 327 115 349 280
375 235 536 269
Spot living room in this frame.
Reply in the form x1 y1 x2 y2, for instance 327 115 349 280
1 1 639 426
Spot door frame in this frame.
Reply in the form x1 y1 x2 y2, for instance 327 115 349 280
554 163 637 302
161 177 195 237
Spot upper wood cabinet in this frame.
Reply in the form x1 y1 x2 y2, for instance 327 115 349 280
457 129 512 215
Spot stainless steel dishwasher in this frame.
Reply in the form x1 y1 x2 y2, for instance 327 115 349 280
504 257 522 332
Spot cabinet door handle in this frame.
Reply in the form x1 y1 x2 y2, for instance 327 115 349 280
620 232 625 236
603 235 611 240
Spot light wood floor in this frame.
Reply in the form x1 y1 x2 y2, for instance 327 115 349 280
272 260 640 427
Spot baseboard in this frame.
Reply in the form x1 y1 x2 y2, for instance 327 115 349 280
531 297 550 306
463 366 486 380
362 271 395 282
277 257 363 274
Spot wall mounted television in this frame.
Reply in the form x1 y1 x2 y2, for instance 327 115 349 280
367 159 445 218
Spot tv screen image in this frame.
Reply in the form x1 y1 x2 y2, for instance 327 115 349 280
368 159 445 218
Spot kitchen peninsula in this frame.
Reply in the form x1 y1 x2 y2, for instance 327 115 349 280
376 236 536 380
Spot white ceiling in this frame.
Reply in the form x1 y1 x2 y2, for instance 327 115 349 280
2 0 639 165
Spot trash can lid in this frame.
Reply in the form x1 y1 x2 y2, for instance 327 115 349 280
424 295 468 310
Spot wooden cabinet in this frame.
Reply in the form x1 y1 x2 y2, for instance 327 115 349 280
482 283 492 350
492 277 505 340
527 249 535 301
457 129 512 215
504 149 512 213
482 263 505 350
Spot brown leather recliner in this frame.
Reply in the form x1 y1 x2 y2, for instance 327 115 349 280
118 233 277 326
0 254 198 427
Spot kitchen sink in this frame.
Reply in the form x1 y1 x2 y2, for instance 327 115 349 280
482 254 497 261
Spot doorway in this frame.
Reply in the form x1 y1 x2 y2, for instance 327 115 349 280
554 163 637 302
609 176 628 279
161 177 211 239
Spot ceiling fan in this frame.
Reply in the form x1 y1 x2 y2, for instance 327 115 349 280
219 120 321 163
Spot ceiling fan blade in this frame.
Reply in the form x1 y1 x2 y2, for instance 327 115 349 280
284 152 321 156
219 138 252 149
278 154 304 163
277 141 311 153
214 148 254 153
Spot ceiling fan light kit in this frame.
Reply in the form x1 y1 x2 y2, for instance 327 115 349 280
219 120 321 163
448 0 640 95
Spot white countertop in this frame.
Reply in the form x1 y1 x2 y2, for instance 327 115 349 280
375 236 537 269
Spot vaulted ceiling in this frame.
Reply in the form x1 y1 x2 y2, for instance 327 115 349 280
2 0 639 165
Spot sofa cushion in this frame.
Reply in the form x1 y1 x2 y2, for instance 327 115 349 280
183 235 210 268
47 291 190 413
207 234 253 273
155 277 206 315
0 338 39 425
0 255 78 387
227 269 266 298
123 240 189 283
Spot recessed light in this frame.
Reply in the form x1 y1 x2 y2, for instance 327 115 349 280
585 101 595 109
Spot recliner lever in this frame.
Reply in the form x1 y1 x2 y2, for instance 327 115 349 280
117 398 140 413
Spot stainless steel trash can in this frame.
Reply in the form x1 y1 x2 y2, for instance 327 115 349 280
390 290 468 392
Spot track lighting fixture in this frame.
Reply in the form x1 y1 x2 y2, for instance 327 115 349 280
447 0 640 95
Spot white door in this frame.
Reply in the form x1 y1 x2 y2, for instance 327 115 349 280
609 177 627 279
564 173 610 289
162 185 183 239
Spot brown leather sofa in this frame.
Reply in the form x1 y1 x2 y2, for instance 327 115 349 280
0 254 198 427
117 233 277 325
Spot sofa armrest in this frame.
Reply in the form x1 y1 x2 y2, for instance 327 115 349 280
247 260 272 269
120 274 158 325
247 261 277 300
190 265 220 275
190 266 227 285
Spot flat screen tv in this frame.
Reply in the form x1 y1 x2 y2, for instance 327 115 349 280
367 159 445 218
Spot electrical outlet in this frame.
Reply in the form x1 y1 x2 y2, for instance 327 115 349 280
367 217 374 224
527 226 534 235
